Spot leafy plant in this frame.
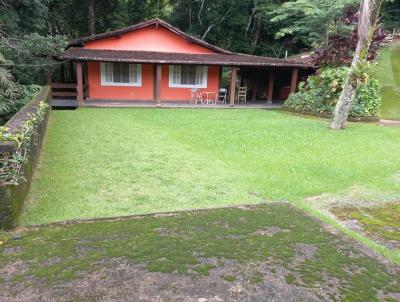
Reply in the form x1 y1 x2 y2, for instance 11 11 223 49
0 52 19 117
0 100 49 185
284 66 381 118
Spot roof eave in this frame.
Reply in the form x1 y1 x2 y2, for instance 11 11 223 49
57 54 315 69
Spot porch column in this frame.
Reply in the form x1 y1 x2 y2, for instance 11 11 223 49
218 67 223 89
229 67 238 107
252 80 257 101
267 72 274 104
83 62 89 98
155 64 162 107
76 62 84 106
46 72 52 86
290 68 299 94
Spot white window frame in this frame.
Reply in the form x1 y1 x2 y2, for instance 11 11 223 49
168 65 208 88
100 62 142 86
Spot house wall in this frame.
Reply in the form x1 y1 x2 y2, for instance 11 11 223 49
84 25 216 54
87 62 220 101
84 24 221 101
87 62 154 100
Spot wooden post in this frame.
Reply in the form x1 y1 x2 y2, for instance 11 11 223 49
267 72 274 104
218 67 223 89
46 72 52 86
76 62 84 106
229 67 238 107
155 64 162 107
83 63 89 98
290 68 299 94
252 79 257 101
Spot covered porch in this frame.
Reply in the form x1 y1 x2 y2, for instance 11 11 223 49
53 48 315 108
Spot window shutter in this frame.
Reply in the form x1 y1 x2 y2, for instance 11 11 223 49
172 65 181 85
104 63 113 83
130 64 136 84
195 66 203 85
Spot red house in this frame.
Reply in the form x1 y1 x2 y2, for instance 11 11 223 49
57 18 315 107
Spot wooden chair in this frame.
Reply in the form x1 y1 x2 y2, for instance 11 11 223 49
190 88 202 104
216 88 227 104
237 86 247 103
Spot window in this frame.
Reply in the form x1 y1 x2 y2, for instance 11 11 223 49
169 65 207 88
100 62 141 86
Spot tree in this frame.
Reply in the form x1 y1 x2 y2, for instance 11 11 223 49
329 0 383 130
269 0 359 49
380 0 400 30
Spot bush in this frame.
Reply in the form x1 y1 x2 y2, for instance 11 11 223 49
0 84 41 125
284 67 382 118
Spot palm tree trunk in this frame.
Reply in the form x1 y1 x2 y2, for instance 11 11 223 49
329 0 383 130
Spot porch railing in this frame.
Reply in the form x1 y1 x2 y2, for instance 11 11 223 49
50 83 88 100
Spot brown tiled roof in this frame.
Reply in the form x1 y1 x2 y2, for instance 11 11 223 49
68 18 231 55
58 48 316 68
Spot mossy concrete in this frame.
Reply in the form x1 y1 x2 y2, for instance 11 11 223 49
1 203 398 301
331 202 400 249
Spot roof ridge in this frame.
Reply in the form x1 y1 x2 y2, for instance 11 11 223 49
68 18 231 55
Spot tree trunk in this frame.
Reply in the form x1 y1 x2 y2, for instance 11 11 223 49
245 0 257 38
201 5 233 40
198 0 205 25
250 16 262 52
88 0 96 36
329 0 383 130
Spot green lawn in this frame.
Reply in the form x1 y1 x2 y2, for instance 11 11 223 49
374 43 400 119
20 108 400 226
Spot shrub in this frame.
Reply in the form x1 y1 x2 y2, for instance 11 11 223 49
284 66 382 118
0 84 41 125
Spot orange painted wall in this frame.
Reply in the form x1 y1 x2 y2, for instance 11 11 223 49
87 62 220 101
160 65 220 101
84 25 215 54
87 62 154 100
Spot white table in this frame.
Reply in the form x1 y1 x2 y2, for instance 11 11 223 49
202 92 217 104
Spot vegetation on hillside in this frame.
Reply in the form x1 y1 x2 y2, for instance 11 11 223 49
373 43 400 119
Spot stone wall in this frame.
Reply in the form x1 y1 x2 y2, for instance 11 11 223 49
0 86 51 229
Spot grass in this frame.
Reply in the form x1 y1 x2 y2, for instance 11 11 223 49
374 43 400 119
20 108 400 226
19 108 400 264
1 204 399 301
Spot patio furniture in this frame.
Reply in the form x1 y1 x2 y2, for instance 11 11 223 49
202 91 217 104
216 88 227 104
237 86 247 103
190 88 203 104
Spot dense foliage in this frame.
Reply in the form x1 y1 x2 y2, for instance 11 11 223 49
284 66 382 118
312 7 387 66
0 49 41 125
380 0 400 30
